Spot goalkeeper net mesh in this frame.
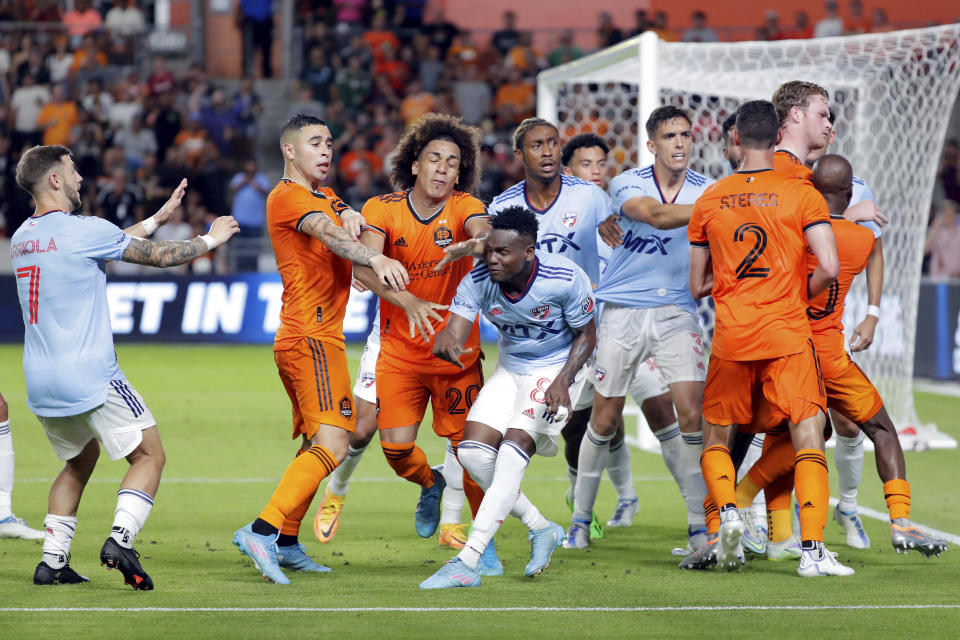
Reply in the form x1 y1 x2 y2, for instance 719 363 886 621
538 26 960 449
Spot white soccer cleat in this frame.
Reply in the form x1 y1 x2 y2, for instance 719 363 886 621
717 508 745 571
797 541 855 577
0 515 45 540
606 497 639 527
562 519 590 550
833 505 870 549
767 535 803 561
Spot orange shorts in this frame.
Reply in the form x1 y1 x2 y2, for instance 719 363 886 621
814 333 884 424
703 345 826 428
376 353 484 439
275 337 356 439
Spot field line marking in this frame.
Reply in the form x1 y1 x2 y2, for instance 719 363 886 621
3 605 959 613
829 497 960 546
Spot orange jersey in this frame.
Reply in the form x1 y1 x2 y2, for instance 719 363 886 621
774 149 813 181
267 179 353 351
362 190 488 373
806 215 876 336
688 169 830 360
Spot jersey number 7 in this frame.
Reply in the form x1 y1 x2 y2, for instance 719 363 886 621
16 265 40 324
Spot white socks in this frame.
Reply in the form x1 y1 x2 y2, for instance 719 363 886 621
440 441 466 525
835 431 865 512
679 430 708 530
458 440 548 531
42 514 77 569
110 488 154 548
566 466 577 504
607 438 636 502
572 425 612 522
327 444 367 496
458 441 531 569
0 421 13 519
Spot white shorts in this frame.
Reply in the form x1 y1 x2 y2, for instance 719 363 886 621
466 362 589 457
351 335 379 404
593 303 706 398
39 380 156 461
574 357 667 410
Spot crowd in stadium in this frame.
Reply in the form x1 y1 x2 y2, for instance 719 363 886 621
0 0 956 275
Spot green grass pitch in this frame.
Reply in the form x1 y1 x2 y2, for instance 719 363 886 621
0 343 958 638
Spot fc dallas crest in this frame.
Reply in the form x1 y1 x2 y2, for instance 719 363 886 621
531 304 550 320
561 212 578 228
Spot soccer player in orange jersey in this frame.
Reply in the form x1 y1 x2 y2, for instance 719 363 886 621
687 100 853 577
350 114 504 570
233 114 441 584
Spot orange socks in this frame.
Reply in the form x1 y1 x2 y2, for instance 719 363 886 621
883 478 911 521
382 441 435 488
701 445 736 510
735 476 762 509
766 471 795 542
259 445 338 530
794 449 829 543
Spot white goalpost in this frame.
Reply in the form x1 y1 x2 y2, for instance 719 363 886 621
537 27 960 452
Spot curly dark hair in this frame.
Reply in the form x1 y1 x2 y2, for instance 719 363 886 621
491 205 538 244
389 113 481 195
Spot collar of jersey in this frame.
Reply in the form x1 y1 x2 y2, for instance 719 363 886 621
406 190 447 225
734 169 773 174
523 180 561 213
774 149 803 164
30 209 68 218
651 166 688 204
500 256 539 303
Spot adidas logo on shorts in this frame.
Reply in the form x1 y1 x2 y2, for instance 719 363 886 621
522 408 536 419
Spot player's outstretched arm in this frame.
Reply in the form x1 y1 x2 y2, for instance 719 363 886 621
122 215 239 267
805 223 840 299
433 216 491 271
544 318 597 419
622 196 694 230
843 199 888 227
433 315 474 368
850 237 884 352
299 213 409 291
598 214 624 248
688 246 713 299
125 178 187 238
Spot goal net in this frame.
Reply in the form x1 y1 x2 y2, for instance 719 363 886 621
538 27 960 451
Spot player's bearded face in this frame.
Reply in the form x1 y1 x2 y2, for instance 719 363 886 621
521 126 561 182
802 96 831 150
60 158 83 211
413 139 461 201
650 118 692 173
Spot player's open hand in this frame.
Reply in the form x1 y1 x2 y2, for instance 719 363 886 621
208 215 240 247
434 237 485 271
341 209 365 241
598 214 624 248
433 329 472 368
403 297 448 342
844 200 888 227
543 378 572 423
370 254 410 292
849 315 878 352
154 178 188 227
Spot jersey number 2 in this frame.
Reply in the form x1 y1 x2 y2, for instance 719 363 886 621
734 223 770 279
16 265 40 324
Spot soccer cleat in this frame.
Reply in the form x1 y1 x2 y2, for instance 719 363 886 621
525 521 565 577
313 490 345 543
419 557 481 589
232 524 290 585
740 508 767 556
438 523 469 550
606 497 639 528
833 505 870 549
562 519 591 550
766 536 803 561
33 560 89 585
678 533 718 570
890 519 948 557
565 494 603 539
0 514 45 539
277 543 332 572
717 507 745 571
100 537 154 590
477 538 504 576
414 466 446 538
797 541 855 577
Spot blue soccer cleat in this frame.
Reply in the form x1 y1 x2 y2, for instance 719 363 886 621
419 558 481 589
233 523 290 585
277 543 332 572
477 538 504 576
415 466 446 538
525 521 565 577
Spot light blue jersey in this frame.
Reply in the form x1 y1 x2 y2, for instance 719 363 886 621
851 175 882 239
488 175 608 285
596 166 714 313
449 252 595 375
10 211 131 417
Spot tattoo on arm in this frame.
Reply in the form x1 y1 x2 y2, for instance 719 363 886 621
300 213 379 267
122 236 208 267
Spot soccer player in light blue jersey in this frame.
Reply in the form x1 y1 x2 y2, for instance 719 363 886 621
10 145 239 588
420 206 597 589
568 106 714 552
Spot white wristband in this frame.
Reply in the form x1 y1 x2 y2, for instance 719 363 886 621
866 305 881 318
199 234 218 251
141 217 158 235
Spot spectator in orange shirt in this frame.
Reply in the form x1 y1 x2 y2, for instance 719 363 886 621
494 69 535 125
69 34 107 74
845 0 870 34
788 10 814 39
650 11 680 42
173 115 208 168
36 84 78 146
364 12 401 62
506 32 538 72
339 134 383 183
374 42 410 93
400 80 437 125
62 0 103 45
